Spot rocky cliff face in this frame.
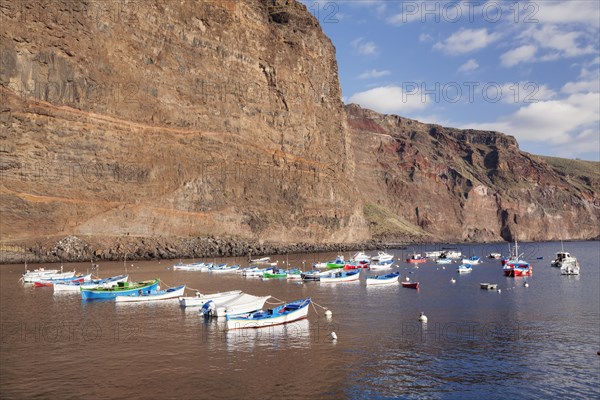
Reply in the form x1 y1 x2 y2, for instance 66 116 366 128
1 0 368 247
347 104 600 242
0 1 598 263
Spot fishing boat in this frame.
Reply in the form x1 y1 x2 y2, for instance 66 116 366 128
462 256 481 265
316 255 344 269
262 269 288 279
406 254 427 263
441 249 462 259
480 283 498 290
178 290 242 308
33 273 92 287
54 274 129 293
173 262 210 272
369 261 394 270
115 285 186 303
241 267 272 277
351 251 371 262
457 264 473 273
560 258 580 275
285 269 302 280
401 281 419 289
366 272 400 285
425 250 444 258
209 264 239 273
201 293 271 318
23 269 76 283
226 298 311 330
250 257 271 264
436 258 452 264
371 251 394 262
300 270 323 281
343 261 369 270
319 269 360 283
488 253 502 259
502 239 532 277
551 252 576 268
81 279 159 300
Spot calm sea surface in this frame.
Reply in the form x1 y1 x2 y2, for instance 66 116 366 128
1 241 599 399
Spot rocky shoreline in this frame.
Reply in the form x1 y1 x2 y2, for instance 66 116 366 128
0 235 400 265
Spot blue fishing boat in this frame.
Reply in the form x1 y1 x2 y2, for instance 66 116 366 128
81 279 159 300
366 272 400 285
226 298 311 330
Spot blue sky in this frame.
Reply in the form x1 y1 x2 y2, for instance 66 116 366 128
300 0 599 160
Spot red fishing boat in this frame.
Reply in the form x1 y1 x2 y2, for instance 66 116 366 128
401 281 420 289
406 253 427 263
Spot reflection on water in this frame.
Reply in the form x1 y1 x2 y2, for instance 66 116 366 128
1 241 599 399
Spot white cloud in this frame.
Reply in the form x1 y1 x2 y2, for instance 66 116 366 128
457 59 479 73
535 1 600 27
358 69 391 79
500 45 537 67
351 37 379 56
419 33 433 43
497 82 557 104
347 85 429 114
464 92 600 147
434 28 501 55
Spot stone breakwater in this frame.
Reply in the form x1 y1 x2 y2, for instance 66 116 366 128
0 235 397 264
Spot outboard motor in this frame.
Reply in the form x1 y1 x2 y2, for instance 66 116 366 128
201 300 216 318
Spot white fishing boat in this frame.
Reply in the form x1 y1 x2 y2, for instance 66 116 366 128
319 269 361 283
424 250 444 258
457 264 473 273
209 264 240 273
250 257 271 263
436 258 452 264
366 272 400 285
371 251 394 262
54 274 129 292
441 249 462 259
201 293 271 318
369 261 394 270
241 267 273 277
560 258 580 275
23 269 76 283
351 251 371 262
226 298 311 330
173 262 210 271
178 290 243 308
116 285 186 303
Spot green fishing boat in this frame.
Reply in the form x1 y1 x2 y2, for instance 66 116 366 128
262 269 287 279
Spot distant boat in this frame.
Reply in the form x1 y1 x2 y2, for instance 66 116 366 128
457 264 473 273
116 285 186 303
81 280 159 300
406 254 427 263
262 269 288 279
436 258 452 264
462 256 481 265
401 281 419 289
366 272 400 285
250 257 271 263
480 283 498 290
33 273 92 287
226 298 311 330
371 251 393 262
320 269 361 283
54 274 128 293
560 258 580 275
173 262 210 272
488 253 502 259
178 290 242 308
209 264 239 273
351 251 371 262
23 269 75 283
502 239 532 277
300 270 323 281
369 261 394 270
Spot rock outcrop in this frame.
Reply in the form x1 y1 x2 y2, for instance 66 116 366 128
347 104 599 242
0 1 598 263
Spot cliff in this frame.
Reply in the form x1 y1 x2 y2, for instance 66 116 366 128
0 1 598 263
347 104 599 242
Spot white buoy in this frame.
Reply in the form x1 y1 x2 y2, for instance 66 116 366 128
524 282 529 288
442 267 446 270
419 312 428 323
498 289 502 294
405 277 410 281
330 331 337 340
451 278 456 283
324 309 333 318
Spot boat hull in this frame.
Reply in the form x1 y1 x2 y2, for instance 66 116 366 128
116 285 186 303
320 270 360 283
366 273 400 285
226 299 311 330
178 290 242 308
401 282 419 289
81 280 159 300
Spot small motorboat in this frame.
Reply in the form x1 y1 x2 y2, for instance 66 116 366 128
116 285 186 303
366 272 400 285
457 264 473 273
401 281 419 289
369 261 394 270
351 251 371 263
406 254 427 263
300 270 323 281
226 298 311 330
81 280 159 300
560 258 580 275
201 293 271 318
33 273 92 287
436 258 452 264
479 283 498 290
488 253 502 259
54 274 129 293
209 264 240 274
262 269 288 279
371 251 394 262
462 256 481 265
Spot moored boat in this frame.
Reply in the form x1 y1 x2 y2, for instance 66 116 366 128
54 274 129 293
457 264 473 273
401 281 419 289
209 264 239 273
480 283 498 290
436 258 452 264
201 293 271 317
178 290 242 308
23 269 76 283
226 298 311 330
406 254 427 263
300 270 323 281
81 279 159 300
262 269 288 279
319 269 361 283
116 285 186 303
369 261 394 270
462 256 481 265
351 251 371 263
560 258 580 275
371 251 393 262
366 272 400 285
33 273 92 287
